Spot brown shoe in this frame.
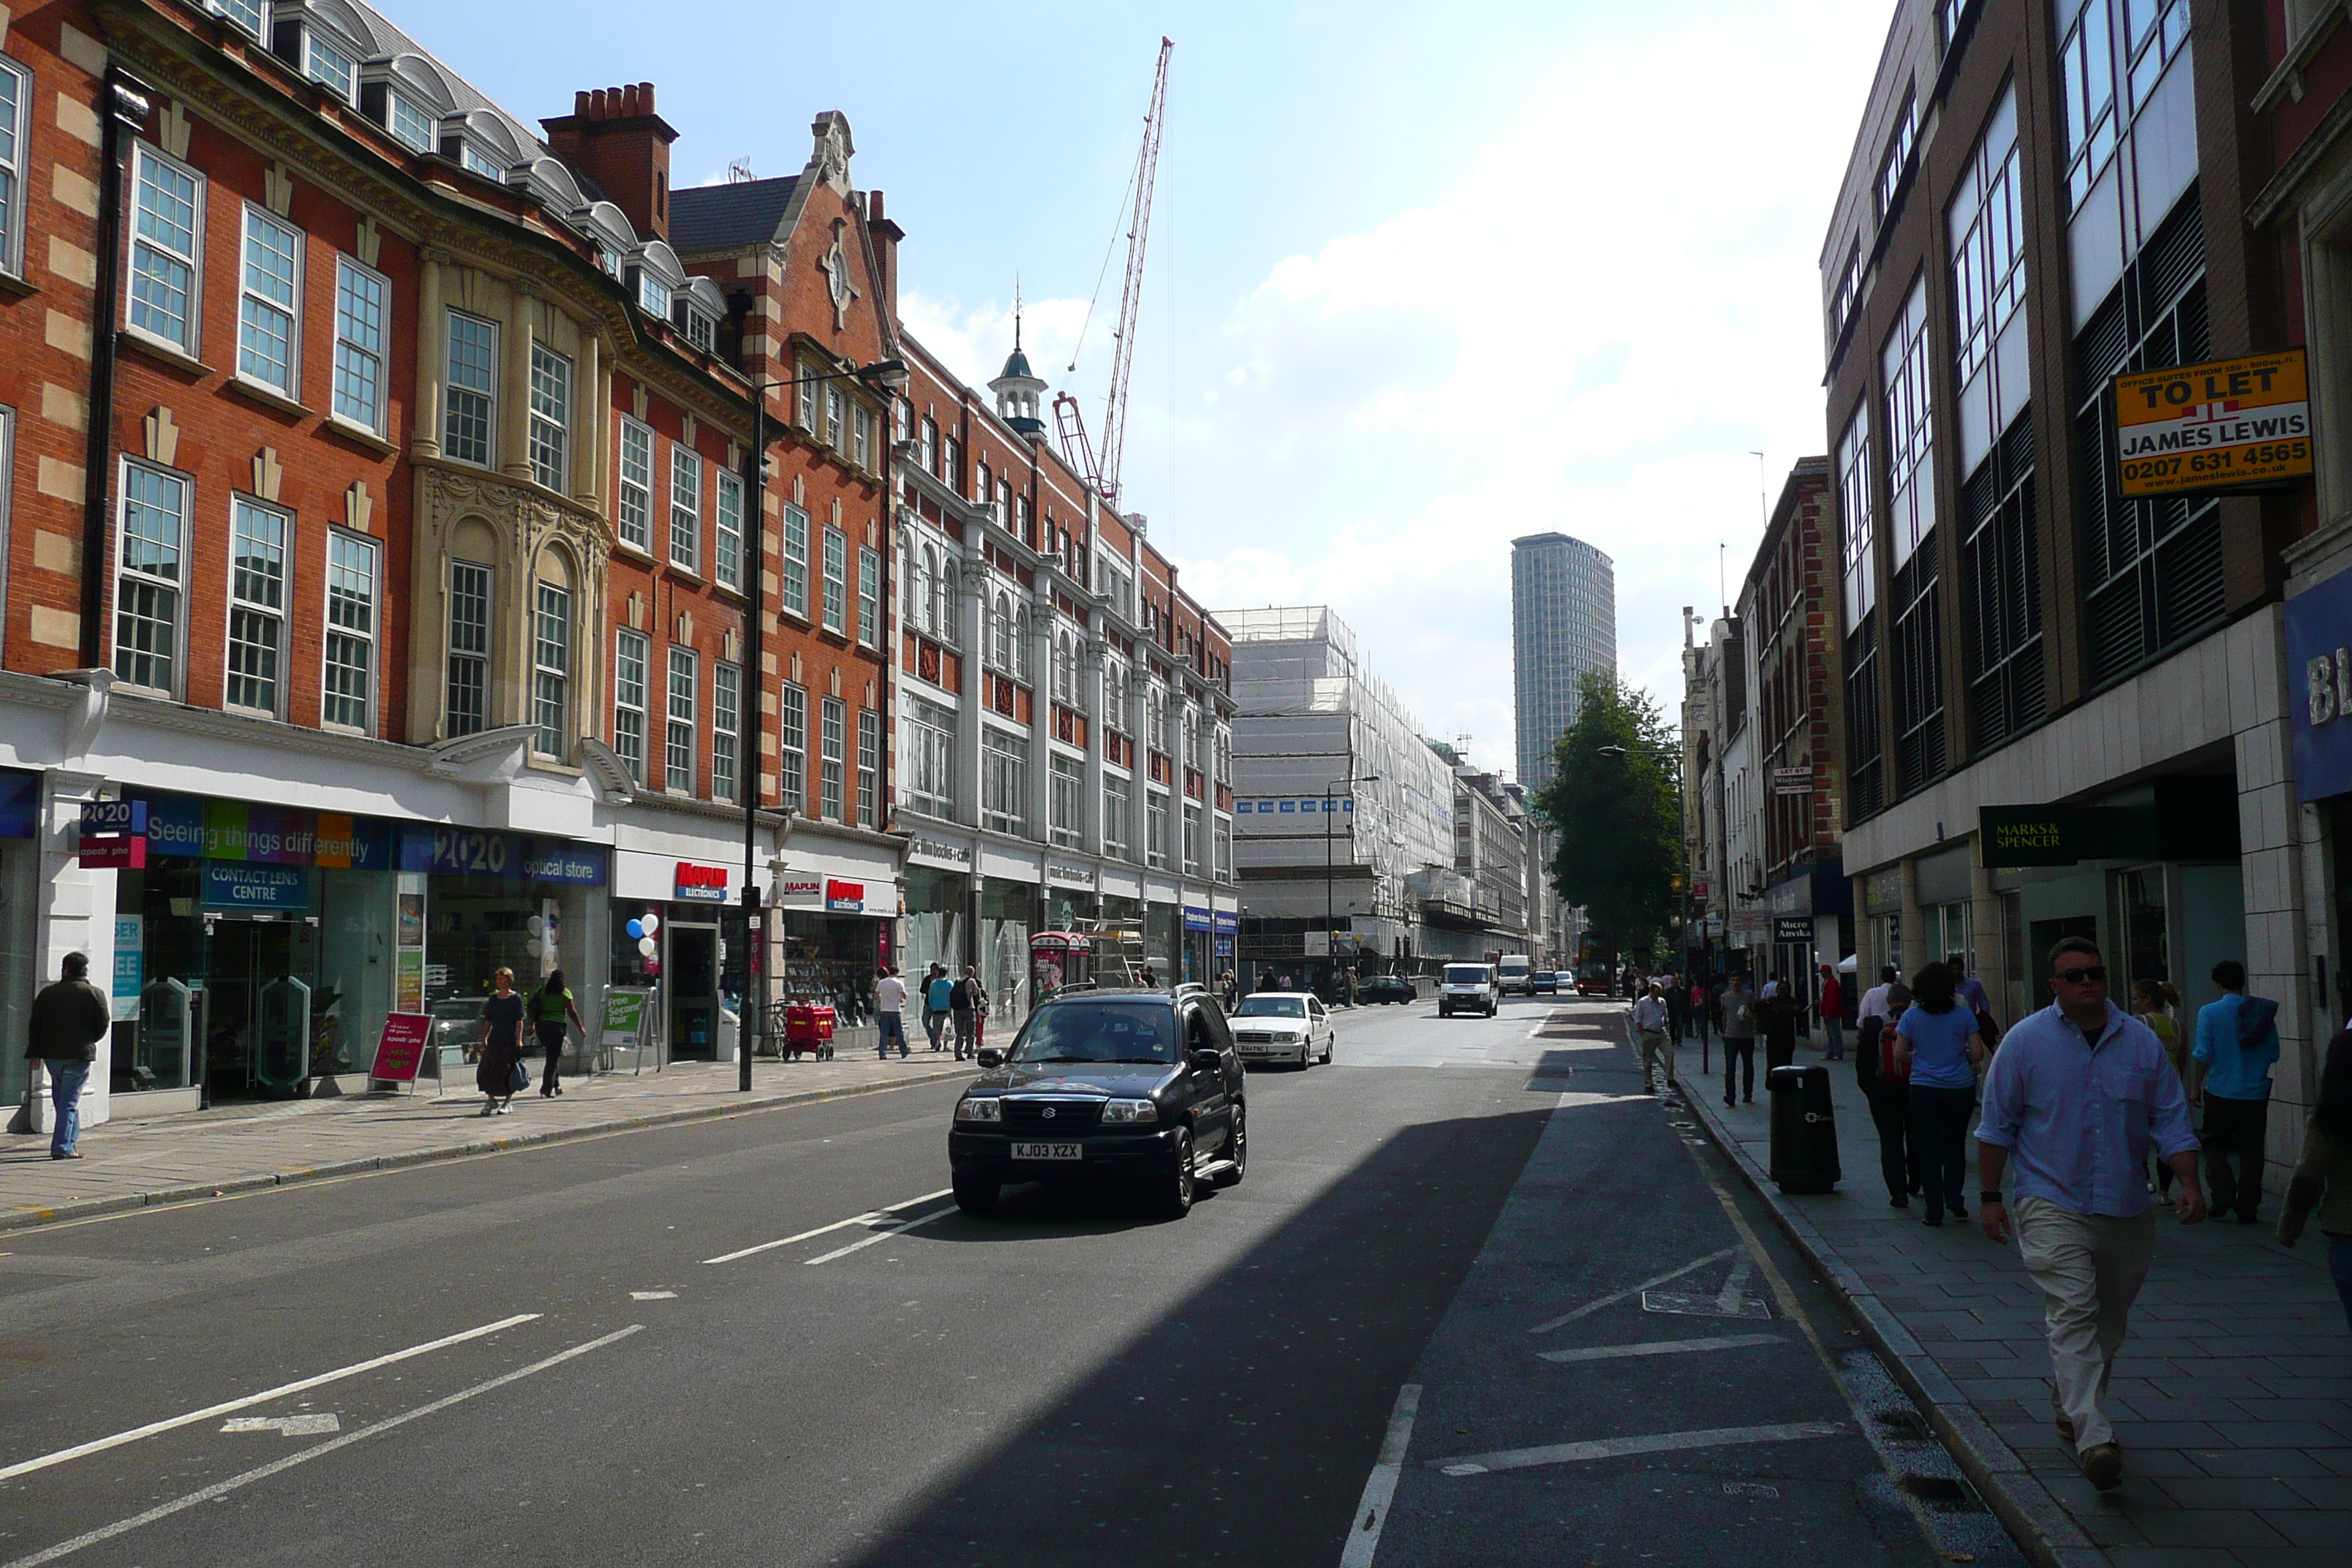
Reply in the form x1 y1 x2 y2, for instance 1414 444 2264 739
2080 1442 2124 1491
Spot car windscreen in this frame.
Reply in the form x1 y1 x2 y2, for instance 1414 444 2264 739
1443 966 1489 984
1234 997 1305 1018
1009 1003 1178 1064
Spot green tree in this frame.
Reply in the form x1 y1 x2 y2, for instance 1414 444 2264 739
1534 672 1681 957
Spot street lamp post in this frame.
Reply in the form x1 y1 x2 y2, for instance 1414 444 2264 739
737 355 908 1093
1324 772 1379 1000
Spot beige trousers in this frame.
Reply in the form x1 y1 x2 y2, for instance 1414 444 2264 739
1639 1028 1673 1091
2012 1197 2157 1453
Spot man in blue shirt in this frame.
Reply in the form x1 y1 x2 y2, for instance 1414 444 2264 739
2193 960 2281 1224
1975 936 2204 1493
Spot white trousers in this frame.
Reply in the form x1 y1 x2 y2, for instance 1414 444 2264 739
2012 1198 2156 1453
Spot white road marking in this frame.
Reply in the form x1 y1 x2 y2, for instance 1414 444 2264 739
803 1205 957 1264
0 1312 540 1482
1537 1332 1782 1365
1714 1256 1753 1313
701 1188 954 1264
630 1291 677 1300
1336 1382 1420 1568
1525 1248 1739 1335
220 1415 339 1436
1 1325 643 1568
1433 1420 1842 1477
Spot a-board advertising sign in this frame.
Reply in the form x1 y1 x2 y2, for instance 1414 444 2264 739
367 1013 433 1083
2113 350 2311 498
603 989 652 1052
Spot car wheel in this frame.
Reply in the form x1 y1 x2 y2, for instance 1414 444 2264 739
1320 1036 1333 1065
1215 1106 1247 1187
1153 1128 1196 1219
952 1171 999 1215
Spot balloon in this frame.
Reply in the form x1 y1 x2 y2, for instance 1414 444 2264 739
641 912 661 935
638 936 657 957
626 919 644 939
527 915 545 935
525 938 543 957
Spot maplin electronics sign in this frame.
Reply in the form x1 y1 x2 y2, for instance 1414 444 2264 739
2113 349 2311 499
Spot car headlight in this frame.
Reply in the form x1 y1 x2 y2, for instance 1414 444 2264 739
1101 1098 1158 1123
954 1097 1001 1123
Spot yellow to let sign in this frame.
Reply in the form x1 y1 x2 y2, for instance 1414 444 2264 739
2114 350 2312 497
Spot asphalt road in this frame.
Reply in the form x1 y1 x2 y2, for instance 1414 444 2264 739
0 996 2026 1566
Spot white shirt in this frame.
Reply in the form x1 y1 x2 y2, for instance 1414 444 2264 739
1633 996 1669 1030
1858 983 1892 1022
876 976 907 1014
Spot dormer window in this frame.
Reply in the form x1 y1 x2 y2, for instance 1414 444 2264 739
386 93 434 153
638 271 670 318
210 0 268 37
676 302 715 352
302 29 357 102
458 141 504 179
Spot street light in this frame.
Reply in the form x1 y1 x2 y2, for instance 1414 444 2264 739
736 354 911 1093
1324 773 1379 998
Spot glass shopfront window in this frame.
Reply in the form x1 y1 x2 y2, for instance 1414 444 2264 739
902 864 969 987
979 877 1033 1028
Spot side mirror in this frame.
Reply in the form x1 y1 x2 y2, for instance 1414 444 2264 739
976 1048 1003 1069
1188 1047 1223 1073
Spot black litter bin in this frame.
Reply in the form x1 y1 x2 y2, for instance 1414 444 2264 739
1766 1063 1841 1194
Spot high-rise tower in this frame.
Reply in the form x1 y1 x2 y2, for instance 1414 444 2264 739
1512 532 1616 794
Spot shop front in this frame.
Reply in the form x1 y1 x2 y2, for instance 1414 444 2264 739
612 853 753 1061
902 839 972 988
1182 904 1213 983
1044 859 1099 934
1213 906 1237 979
1144 889 1181 984
979 867 1034 1030
769 835 902 1048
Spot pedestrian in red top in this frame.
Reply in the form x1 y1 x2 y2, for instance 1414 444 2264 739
1819 964 1847 1061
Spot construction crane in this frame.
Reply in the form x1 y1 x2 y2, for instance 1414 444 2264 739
1055 37 1172 509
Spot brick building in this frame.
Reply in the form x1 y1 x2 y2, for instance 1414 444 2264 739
1822 0 2321 1166
886 328 1239 1019
0 1 904 1131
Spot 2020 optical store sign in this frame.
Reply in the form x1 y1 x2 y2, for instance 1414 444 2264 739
2113 350 2311 498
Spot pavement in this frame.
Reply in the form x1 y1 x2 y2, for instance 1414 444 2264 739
1673 1019 2352 1568
0 1049 979 1232
0 998 2011 1567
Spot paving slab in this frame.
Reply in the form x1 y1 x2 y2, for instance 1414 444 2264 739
1671 1019 2351 1568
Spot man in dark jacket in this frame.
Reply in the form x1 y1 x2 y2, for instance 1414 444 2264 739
26 952 110 1159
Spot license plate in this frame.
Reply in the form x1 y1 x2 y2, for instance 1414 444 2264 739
1010 1141 1083 1161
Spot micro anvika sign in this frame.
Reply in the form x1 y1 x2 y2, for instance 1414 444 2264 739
2112 349 2311 499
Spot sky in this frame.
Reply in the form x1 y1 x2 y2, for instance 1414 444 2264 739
386 0 1893 779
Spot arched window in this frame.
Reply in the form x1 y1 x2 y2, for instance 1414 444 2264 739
940 559 960 647
1014 606 1032 679
992 592 1012 670
902 537 919 622
532 546 576 758
976 459 992 505
1054 630 1074 704
918 546 938 635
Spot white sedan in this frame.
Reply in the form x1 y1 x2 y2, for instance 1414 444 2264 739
1228 992 1335 1068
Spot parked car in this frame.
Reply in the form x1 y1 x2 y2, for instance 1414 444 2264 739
1531 971 1559 995
1437 963 1499 1019
946 990 1246 1219
1356 974 1416 1005
1229 992 1335 1068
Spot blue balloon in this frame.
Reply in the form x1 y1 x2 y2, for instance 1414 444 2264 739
625 919 644 939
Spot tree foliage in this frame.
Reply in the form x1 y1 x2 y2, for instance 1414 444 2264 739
1532 672 1681 957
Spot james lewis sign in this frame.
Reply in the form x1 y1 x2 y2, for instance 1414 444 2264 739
2113 350 2310 499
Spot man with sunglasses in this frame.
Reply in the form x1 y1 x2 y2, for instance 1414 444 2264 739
1974 935 2204 1493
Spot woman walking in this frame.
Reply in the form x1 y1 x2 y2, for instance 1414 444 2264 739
1892 962 1988 1226
2133 979 2190 1204
477 967 527 1116
529 969 586 1098
1858 980 1918 1207
2277 1024 2352 1331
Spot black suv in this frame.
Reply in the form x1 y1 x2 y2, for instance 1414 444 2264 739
947 989 1246 1219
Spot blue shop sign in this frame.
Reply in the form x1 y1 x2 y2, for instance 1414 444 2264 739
1183 905 1213 932
202 862 310 911
399 826 608 885
1212 910 1239 935
2287 565 2352 802
0 769 37 838
79 798 146 837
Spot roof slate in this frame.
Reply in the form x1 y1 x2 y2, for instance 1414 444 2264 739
669 177 802 252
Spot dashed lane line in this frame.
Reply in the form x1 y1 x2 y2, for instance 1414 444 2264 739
803 1205 958 1264
701 1188 953 1264
1433 1420 1844 1477
1335 1382 1421 1568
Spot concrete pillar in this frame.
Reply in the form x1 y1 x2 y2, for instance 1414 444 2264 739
31 770 118 1133
954 567 984 832
415 253 445 459
502 288 535 483
1080 637 1107 857
1898 856 1922 976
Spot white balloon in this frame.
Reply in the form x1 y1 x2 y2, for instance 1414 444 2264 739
526 915 545 935
638 935 657 957
641 912 661 935
525 938 543 957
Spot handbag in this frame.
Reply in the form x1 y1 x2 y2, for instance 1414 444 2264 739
508 1060 529 1093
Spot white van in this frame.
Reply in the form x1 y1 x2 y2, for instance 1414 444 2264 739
1438 963 1499 1018
1496 954 1534 996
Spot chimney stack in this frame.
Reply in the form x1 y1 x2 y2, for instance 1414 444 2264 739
542 80 678 241
866 189 903 321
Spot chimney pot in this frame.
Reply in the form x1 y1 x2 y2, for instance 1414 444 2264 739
622 83 640 116
638 83 656 114
574 90 591 116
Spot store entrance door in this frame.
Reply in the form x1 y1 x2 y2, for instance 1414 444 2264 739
669 924 720 1060
203 916 313 1097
